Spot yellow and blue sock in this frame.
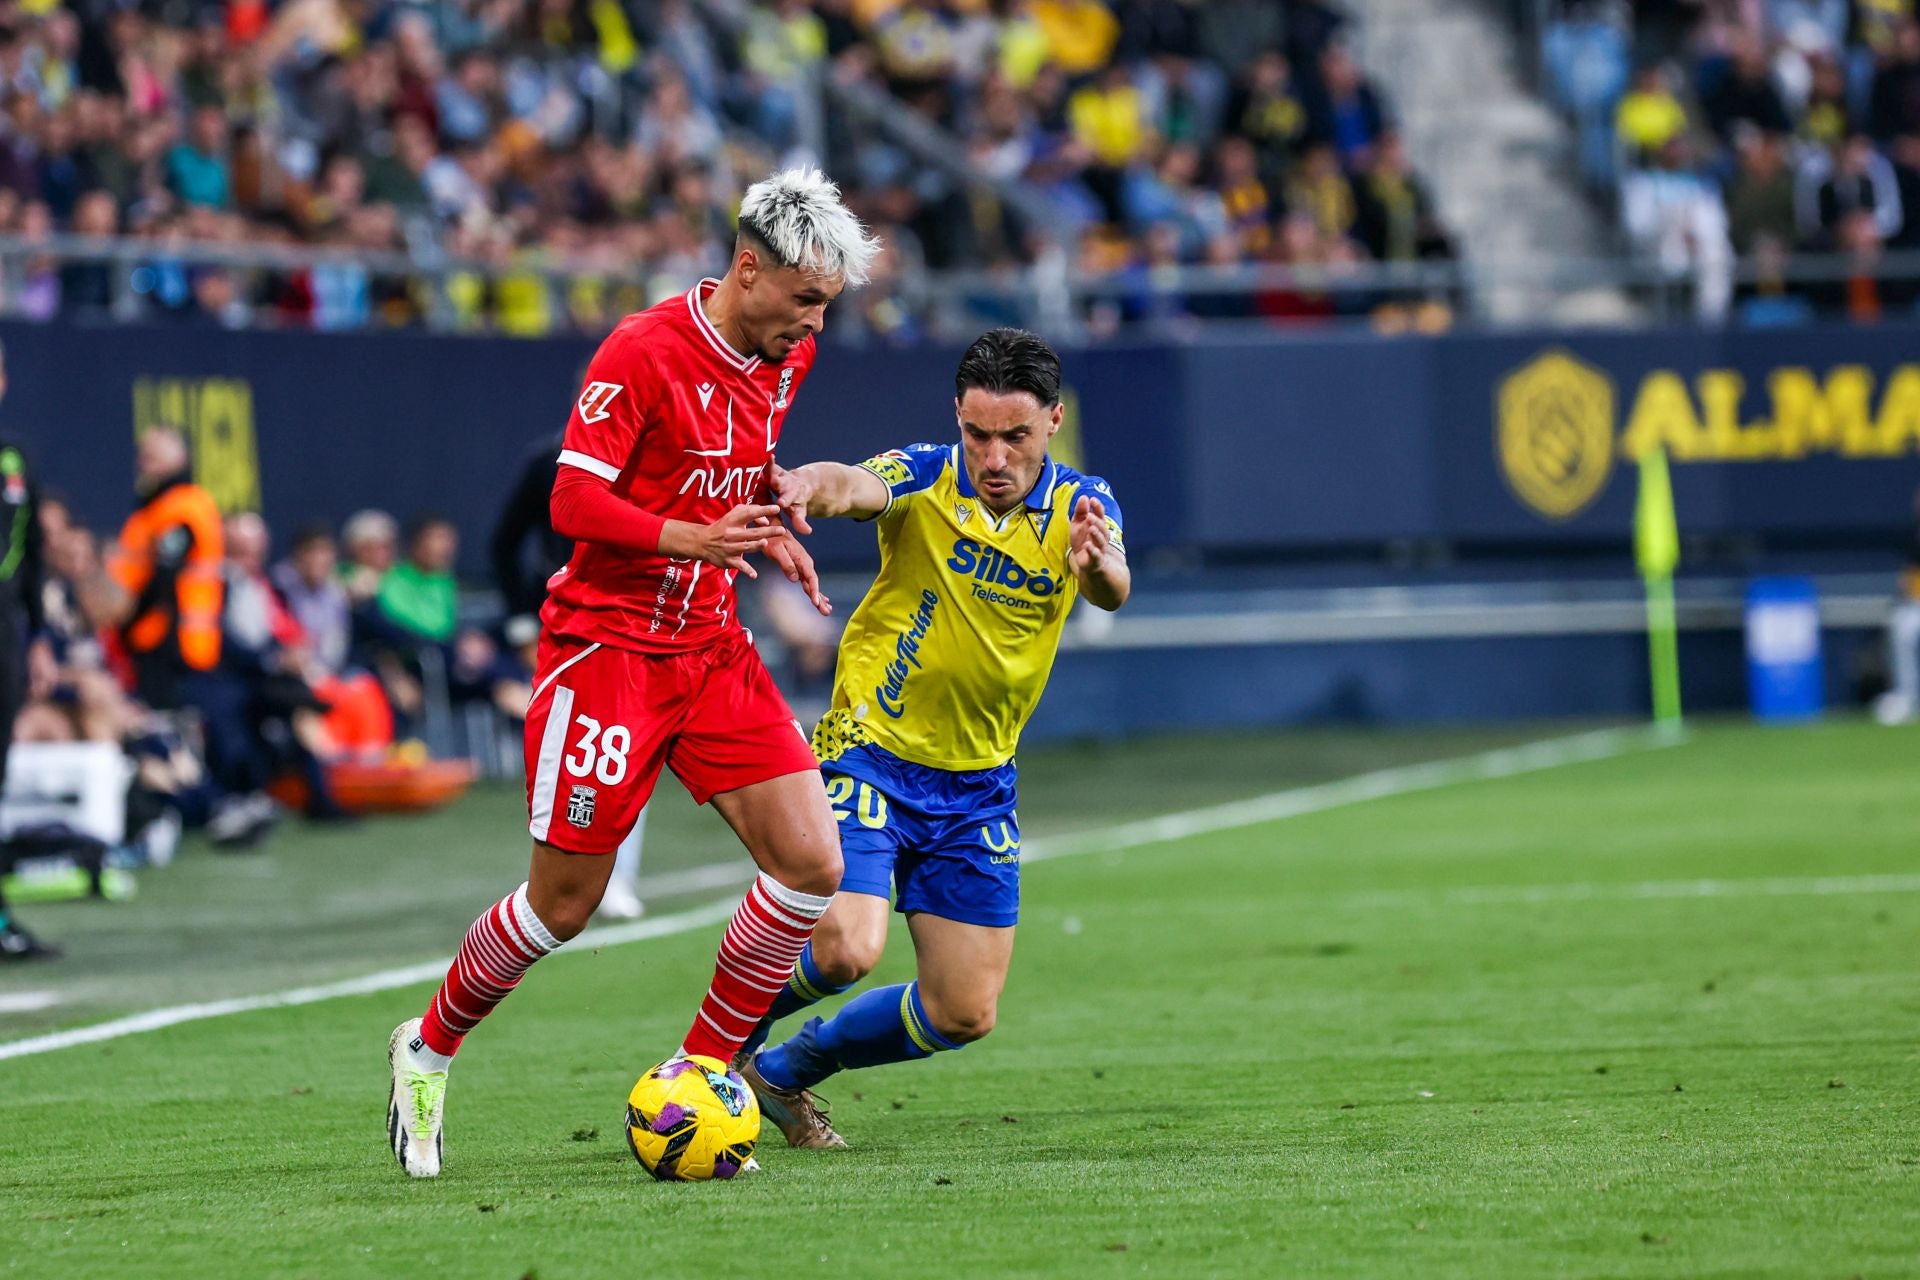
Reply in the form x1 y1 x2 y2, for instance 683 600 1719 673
754 981 961 1092
739 943 852 1059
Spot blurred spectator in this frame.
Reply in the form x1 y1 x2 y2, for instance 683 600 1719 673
222 511 343 819
377 515 459 647
1031 0 1122 77
1616 64 1690 163
1733 232 1815 325
490 432 569 630
166 104 230 209
1726 129 1798 254
1213 134 1273 255
1194 0 1285 80
1802 133 1904 248
1795 55 1851 149
1285 142 1358 243
1768 0 1848 55
340 508 399 606
58 190 120 316
1069 61 1150 221
1306 46 1385 164
1890 133 1920 249
1705 31 1792 141
1877 482 1920 723
272 524 351 677
1813 206 1919 318
1869 20 1920 140
1228 51 1309 192
1354 133 1454 265
1621 138 1734 321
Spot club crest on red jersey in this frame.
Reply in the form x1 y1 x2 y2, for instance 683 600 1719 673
774 367 794 409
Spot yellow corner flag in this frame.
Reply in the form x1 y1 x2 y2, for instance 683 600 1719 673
1634 446 1679 581
1634 447 1682 724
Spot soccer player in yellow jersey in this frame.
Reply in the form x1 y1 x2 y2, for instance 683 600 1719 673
736 327 1130 1147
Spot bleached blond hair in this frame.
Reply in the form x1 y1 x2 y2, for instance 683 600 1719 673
737 168 882 288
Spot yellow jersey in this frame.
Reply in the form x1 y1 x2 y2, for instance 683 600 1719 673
812 443 1126 772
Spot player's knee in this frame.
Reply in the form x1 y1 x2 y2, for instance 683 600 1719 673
541 896 596 941
779 841 841 899
928 999 996 1045
811 934 880 987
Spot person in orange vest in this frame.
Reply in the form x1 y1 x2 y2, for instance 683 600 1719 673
83 427 277 847
102 427 226 707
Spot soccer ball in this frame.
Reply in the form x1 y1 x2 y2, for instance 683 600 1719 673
624 1055 761 1181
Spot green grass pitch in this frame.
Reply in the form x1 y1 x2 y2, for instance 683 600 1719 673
0 721 1916 1277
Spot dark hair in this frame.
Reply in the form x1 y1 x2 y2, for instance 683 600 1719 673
734 216 788 270
289 522 334 552
954 328 1061 408
409 513 456 542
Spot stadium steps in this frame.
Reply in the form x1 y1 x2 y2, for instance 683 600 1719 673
1344 0 1638 325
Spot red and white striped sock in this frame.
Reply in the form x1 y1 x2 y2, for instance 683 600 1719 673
682 873 832 1063
418 883 562 1062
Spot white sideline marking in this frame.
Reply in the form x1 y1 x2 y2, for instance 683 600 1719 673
1022 725 1676 865
0 725 1671 1064
0 992 59 1014
1347 872 1920 909
0 901 737 1063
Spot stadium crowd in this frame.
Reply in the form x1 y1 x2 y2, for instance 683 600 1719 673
1543 0 1920 322
0 0 1452 336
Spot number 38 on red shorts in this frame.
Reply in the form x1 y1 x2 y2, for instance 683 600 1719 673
524 630 821 854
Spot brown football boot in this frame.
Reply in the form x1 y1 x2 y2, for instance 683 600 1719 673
737 1054 849 1149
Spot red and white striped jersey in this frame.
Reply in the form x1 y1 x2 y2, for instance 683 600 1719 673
541 278 817 654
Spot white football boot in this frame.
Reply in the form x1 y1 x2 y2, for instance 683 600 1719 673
387 1018 447 1178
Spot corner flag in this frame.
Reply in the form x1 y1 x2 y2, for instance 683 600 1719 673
1635 447 1682 724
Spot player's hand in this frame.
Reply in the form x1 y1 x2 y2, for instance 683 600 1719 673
765 525 832 616
662 504 782 576
768 463 815 535
1068 494 1114 575
25 636 56 701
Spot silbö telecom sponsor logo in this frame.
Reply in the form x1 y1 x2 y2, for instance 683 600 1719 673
946 539 1058 610
876 589 940 719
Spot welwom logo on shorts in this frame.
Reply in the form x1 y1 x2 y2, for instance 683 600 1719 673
876 589 939 719
946 539 1060 610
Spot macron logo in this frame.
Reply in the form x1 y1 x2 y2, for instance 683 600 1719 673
697 382 716 412
577 382 622 424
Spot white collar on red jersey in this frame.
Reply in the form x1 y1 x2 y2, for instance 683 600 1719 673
686 278 762 374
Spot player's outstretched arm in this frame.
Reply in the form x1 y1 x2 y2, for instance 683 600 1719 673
769 462 890 532
1068 494 1130 611
551 466 782 577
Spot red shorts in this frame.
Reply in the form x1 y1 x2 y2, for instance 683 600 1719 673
524 629 818 854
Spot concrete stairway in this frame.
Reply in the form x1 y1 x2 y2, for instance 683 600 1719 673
1344 0 1638 324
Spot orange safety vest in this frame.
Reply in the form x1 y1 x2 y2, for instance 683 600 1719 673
109 477 225 675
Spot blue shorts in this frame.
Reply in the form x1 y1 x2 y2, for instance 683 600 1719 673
823 744 1020 928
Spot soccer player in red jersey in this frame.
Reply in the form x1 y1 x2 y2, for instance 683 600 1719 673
387 169 877 1178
